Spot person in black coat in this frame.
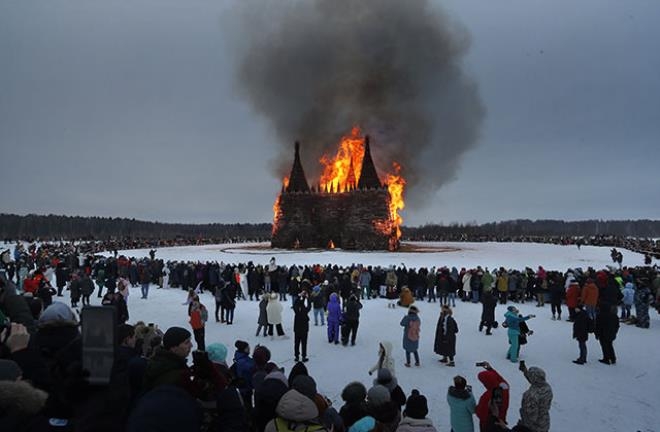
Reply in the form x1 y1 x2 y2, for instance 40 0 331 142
595 304 620 365
572 305 590 364
339 381 369 429
434 305 459 366
292 291 312 362
342 294 363 346
479 291 497 335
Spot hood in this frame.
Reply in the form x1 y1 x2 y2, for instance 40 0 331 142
380 341 393 357
0 380 48 415
275 389 319 421
329 292 339 304
478 369 505 391
526 367 547 386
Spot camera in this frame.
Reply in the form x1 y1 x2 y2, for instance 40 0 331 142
475 361 487 367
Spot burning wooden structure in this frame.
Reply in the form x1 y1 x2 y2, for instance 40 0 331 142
271 128 404 251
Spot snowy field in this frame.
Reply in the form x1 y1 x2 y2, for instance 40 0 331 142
88 242 657 432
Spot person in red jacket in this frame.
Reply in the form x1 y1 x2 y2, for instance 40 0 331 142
581 278 599 320
475 361 510 432
565 279 581 322
188 300 208 351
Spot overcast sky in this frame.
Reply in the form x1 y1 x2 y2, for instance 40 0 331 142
1 0 659 226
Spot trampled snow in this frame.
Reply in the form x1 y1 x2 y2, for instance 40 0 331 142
96 242 658 432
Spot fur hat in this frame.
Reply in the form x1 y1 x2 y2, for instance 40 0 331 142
291 375 317 401
341 381 367 404
367 384 391 408
0 359 22 381
234 340 250 353
404 389 428 419
162 327 191 350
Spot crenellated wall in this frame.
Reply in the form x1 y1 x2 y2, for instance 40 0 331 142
271 187 398 250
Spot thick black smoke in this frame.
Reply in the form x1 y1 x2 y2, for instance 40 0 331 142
235 0 485 208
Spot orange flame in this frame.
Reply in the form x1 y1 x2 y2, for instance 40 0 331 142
274 127 406 245
385 162 406 239
272 176 289 234
320 126 364 192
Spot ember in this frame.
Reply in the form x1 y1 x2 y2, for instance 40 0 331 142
272 128 405 251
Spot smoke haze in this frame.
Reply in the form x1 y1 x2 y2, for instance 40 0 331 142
235 0 485 207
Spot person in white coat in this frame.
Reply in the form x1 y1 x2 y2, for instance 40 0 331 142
368 340 396 377
266 292 287 338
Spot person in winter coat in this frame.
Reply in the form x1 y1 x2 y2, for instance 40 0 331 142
434 305 459 366
264 388 328 432
232 340 256 409
327 292 342 344
517 365 553 432
188 300 208 351
220 282 237 325
479 291 498 335
398 287 414 307
0 359 50 432
342 294 362 346
633 283 652 328
594 305 619 365
548 276 564 321
572 305 590 364
354 384 401 432
368 341 396 377
311 282 327 326
447 375 476 432
256 293 269 337
396 389 437 432
373 368 407 410
253 367 289 432
339 381 368 429
80 273 95 306
620 282 634 321
475 362 510 432
581 279 599 320
69 272 81 308
293 291 312 362
400 305 421 367
564 278 580 322
214 281 225 322
266 293 286 338
504 306 535 363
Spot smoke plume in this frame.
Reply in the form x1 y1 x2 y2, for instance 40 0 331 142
235 0 485 208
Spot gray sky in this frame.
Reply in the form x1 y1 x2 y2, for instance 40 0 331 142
1 0 659 226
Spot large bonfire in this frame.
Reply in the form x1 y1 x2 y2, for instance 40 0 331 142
273 127 405 249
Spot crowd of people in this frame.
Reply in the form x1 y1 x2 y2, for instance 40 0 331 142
1 240 659 432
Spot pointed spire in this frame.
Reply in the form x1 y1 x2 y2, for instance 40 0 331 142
286 141 310 193
357 135 381 189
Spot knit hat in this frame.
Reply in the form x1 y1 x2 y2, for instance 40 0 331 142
253 345 271 367
404 389 428 419
341 381 367 404
162 327 191 350
118 324 135 344
367 384 391 408
374 367 398 391
234 340 250 353
507 305 518 312
408 305 419 314
292 375 317 401
0 359 22 381
206 343 228 363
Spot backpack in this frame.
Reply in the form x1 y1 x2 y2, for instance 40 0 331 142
407 319 420 341
274 417 325 432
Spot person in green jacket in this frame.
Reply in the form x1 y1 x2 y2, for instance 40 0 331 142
447 375 476 432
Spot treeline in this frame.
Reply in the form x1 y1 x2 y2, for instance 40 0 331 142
402 219 660 240
1 214 659 242
0 214 271 241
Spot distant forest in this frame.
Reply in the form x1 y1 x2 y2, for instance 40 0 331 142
1 213 659 241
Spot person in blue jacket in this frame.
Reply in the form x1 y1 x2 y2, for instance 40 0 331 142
447 375 476 432
503 305 534 362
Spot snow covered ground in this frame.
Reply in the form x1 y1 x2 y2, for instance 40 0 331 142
92 242 657 432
